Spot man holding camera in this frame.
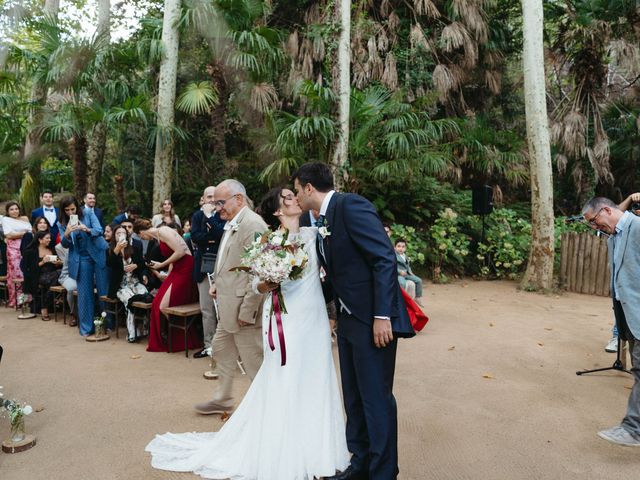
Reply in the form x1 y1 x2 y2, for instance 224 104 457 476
582 197 640 446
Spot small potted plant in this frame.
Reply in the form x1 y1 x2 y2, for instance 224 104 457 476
1 386 36 452
87 312 110 342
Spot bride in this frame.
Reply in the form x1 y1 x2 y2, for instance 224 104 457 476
146 187 350 479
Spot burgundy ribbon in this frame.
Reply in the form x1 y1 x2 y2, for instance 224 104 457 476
267 289 287 366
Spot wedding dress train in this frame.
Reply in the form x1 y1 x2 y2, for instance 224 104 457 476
146 227 350 479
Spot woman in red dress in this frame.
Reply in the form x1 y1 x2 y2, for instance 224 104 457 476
133 219 202 353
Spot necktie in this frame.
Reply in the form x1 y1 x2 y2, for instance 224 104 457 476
314 215 325 228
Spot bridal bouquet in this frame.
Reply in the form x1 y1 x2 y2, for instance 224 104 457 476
232 229 308 366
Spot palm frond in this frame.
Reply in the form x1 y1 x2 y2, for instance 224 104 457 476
176 81 219 115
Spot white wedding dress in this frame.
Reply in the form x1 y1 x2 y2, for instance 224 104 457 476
146 227 350 479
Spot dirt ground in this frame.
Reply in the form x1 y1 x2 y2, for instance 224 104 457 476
0 280 638 480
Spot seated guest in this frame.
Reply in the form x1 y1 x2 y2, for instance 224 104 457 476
107 224 149 343
2 202 31 308
58 196 109 337
112 205 141 226
152 199 181 228
133 218 201 353
20 216 54 258
56 243 78 327
395 238 424 306
22 231 62 321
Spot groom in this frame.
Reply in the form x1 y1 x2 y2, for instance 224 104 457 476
293 163 414 480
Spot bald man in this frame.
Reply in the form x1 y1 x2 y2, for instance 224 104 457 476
190 186 226 359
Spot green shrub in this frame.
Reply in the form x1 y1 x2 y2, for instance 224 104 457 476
426 208 471 282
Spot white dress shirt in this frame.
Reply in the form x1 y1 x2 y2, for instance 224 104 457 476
216 206 247 274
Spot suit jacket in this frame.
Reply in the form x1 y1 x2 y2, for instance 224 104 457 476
31 206 60 241
396 253 413 276
608 214 640 340
112 212 127 225
320 193 414 338
84 206 104 227
59 209 109 280
214 208 267 333
190 209 226 283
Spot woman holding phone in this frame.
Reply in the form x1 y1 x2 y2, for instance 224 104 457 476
107 224 149 342
22 231 62 321
58 196 109 336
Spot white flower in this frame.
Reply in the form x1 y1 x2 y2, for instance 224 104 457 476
318 226 331 238
272 235 284 245
101 311 107 318
231 224 240 232
22 405 33 416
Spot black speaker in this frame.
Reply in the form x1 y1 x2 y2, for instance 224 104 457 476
472 185 493 215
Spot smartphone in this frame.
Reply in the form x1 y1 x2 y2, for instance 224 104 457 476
116 232 127 243
69 214 79 227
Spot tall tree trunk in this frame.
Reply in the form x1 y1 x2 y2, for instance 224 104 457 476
330 0 350 191
114 175 125 212
153 0 181 208
207 61 228 177
70 135 88 199
86 122 108 194
23 0 60 164
521 0 555 290
86 0 110 194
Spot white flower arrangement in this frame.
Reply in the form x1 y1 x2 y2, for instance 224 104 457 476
318 226 331 239
93 311 108 336
1 386 33 429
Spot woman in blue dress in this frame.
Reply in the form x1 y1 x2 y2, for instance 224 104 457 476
58 196 109 336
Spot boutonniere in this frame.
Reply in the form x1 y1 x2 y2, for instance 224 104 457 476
318 225 331 239
231 224 240 233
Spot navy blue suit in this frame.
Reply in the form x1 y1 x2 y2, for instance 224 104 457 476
111 212 127 225
190 209 225 283
319 192 414 480
31 206 60 242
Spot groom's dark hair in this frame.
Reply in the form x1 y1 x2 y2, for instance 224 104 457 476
291 162 334 192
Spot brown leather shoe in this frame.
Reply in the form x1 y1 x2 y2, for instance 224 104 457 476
194 401 233 415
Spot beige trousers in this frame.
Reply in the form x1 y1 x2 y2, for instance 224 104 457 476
211 324 263 406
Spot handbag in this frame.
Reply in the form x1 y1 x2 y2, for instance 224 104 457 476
200 252 217 274
400 288 428 332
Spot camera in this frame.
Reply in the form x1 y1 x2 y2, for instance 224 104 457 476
630 202 640 213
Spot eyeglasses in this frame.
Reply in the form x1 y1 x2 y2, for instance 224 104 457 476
214 194 239 208
586 207 606 226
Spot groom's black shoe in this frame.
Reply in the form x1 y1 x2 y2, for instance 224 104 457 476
193 348 209 359
324 466 367 480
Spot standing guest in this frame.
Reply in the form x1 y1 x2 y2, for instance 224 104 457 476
22 231 61 321
194 179 266 415
58 196 109 336
2 202 31 307
31 190 60 242
190 186 226 359
293 163 414 480
112 205 141 226
107 224 149 342
83 192 104 227
56 242 78 327
133 218 201 353
20 217 53 258
394 238 424 306
152 199 181 228
0 220 6 277
583 198 640 447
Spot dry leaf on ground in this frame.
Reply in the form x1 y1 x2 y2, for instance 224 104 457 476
544 327 553 331
448 346 455 351
130 355 141 360
482 374 495 379
537 342 544 347
35 406 45 412
489 322 495 327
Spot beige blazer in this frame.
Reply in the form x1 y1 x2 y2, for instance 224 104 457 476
214 207 267 333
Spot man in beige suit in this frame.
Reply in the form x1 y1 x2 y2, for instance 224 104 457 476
194 179 266 415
